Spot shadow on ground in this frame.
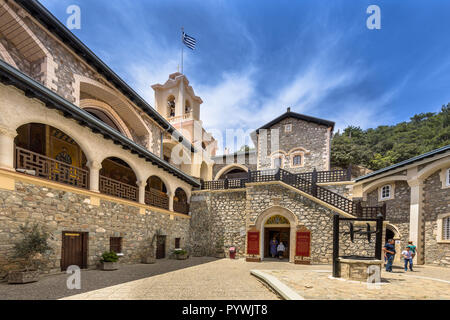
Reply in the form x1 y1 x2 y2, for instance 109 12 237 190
0 257 218 300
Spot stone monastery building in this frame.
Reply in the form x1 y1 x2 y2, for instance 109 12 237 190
0 0 449 277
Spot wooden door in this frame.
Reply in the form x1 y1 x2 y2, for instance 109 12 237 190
156 235 166 259
61 232 88 271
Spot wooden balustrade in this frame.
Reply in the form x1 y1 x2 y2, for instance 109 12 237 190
173 201 189 215
99 175 138 202
145 188 169 210
201 167 384 219
15 146 89 189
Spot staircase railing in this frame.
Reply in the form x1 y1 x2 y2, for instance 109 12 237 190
201 167 385 219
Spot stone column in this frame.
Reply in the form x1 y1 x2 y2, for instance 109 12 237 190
408 179 424 265
0 126 17 171
137 181 147 205
87 160 102 193
168 191 174 212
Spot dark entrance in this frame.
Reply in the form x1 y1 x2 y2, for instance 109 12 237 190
385 228 395 243
156 235 166 259
264 228 290 260
61 231 88 271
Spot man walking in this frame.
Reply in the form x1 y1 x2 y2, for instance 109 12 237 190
383 239 396 272
402 246 414 272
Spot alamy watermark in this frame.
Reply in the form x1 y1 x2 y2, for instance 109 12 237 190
367 5 381 30
66 265 81 290
66 5 81 30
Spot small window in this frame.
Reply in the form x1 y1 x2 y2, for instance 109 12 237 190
110 237 122 254
175 238 181 249
444 217 450 240
292 155 302 166
285 124 292 133
380 185 391 200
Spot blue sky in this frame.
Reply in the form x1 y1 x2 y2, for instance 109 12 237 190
41 0 450 152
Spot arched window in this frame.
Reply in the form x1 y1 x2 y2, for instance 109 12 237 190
173 188 189 215
167 96 176 118
380 185 392 200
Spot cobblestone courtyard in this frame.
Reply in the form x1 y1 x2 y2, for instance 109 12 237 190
1 258 449 300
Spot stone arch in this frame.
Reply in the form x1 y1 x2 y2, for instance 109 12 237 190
80 99 133 139
214 164 249 181
144 173 172 196
75 75 150 138
362 175 408 200
417 157 450 182
287 147 311 155
0 2 56 89
97 153 144 184
12 119 94 164
254 206 299 263
385 223 402 264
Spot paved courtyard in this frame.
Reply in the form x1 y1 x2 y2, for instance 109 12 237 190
1 258 449 300
265 265 450 300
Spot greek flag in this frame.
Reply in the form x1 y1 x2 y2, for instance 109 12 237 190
183 32 196 50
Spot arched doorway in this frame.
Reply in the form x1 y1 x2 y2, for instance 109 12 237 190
214 164 249 181
263 215 291 261
14 123 89 189
385 224 402 264
254 207 298 263
200 162 209 181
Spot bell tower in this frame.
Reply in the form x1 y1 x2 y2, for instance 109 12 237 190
152 72 202 125
152 73 218 180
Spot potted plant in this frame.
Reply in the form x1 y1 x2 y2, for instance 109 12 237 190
8 223 52 284
173 249 189 260
100 251 119 271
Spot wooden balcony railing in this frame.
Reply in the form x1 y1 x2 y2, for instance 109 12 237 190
145 188 169 210
99 175 138 202
201 167 385 219
15 146 89 189
297 166 352 183
173 201 189 215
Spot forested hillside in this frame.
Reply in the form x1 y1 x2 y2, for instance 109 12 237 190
331 104 450 170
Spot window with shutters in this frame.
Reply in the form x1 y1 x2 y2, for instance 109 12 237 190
110 237 122 253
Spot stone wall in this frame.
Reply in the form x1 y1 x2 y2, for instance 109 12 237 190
423 171 450 266
258 117 331 173
189 191 247 257
190 183 375 264
320 183 354 199
0 180 190 279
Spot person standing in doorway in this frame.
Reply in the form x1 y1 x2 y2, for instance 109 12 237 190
277 242 286 260
383 239 396 272
270 236 278 258
402 246 414 272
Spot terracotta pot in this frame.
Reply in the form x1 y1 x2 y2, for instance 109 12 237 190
8 270 40 284
100 261 118 271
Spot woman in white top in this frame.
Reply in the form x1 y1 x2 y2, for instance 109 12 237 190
277 242 286 259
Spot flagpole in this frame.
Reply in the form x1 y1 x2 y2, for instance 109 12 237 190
181 27 184 74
